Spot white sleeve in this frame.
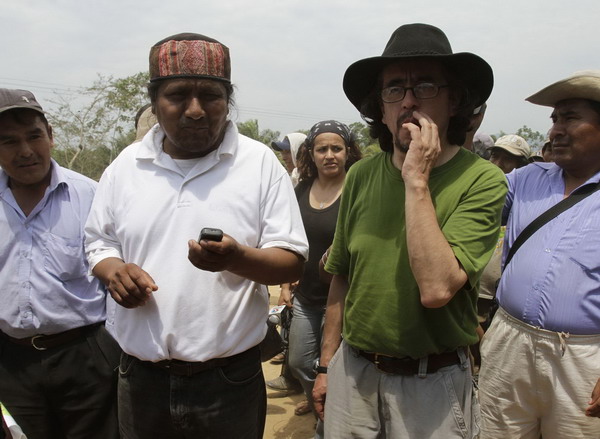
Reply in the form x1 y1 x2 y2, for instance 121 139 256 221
258 156 309 261
84 164 123 270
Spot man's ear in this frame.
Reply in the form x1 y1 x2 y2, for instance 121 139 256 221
47 124 55 148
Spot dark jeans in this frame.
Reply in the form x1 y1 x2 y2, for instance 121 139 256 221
118 346 266 439
0 325 121 439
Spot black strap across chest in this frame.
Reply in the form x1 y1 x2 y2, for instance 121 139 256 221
504 181 600 269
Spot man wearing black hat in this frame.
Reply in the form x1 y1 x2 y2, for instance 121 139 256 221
0 89 121 438
479 70 600 438
312 24 507 437
85 33 308 437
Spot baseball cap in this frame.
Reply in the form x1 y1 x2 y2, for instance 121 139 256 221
271 137 291 152
490 134 531 159
0 89 45 116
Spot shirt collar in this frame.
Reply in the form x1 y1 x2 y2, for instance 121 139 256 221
535 161 600 185
48 160 69 192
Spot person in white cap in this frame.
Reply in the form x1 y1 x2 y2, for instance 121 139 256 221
271 132 307 187
488 134 531 174
479 70 600 438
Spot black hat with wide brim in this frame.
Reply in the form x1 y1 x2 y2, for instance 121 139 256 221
343 23 493 116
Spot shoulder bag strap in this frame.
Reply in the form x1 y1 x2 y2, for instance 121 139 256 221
504 181 600 270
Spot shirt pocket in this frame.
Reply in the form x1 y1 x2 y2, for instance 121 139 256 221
568 228 600 274
42 232 87 281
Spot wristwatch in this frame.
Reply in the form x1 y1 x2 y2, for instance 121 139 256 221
314 359 328 374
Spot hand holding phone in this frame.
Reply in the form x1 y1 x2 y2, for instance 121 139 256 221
199 227 223 242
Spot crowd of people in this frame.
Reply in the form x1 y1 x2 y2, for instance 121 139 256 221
0 22 599 439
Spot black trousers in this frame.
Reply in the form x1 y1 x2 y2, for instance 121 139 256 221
118 346 266 439
0 325 121 439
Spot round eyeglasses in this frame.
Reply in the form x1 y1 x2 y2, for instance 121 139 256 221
381 83 448 103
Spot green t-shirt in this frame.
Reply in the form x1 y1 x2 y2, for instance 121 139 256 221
325 148 507 358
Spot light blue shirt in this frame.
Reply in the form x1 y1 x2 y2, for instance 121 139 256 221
0 160 106 338
498 162 600 334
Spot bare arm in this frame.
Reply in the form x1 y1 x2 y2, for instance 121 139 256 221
187 233 304 285
318 247 334 284
313 274 348 421
401 111 467 308
92 257 158 308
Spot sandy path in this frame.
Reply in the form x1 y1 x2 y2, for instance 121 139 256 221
263 287 316 439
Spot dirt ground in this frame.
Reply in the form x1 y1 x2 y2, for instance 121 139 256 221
263 287 316 439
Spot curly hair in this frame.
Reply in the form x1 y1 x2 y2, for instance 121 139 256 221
296 134 362 183
359 64 480 152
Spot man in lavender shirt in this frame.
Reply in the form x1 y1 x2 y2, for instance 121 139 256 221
0 89 120 438
479 71 600 438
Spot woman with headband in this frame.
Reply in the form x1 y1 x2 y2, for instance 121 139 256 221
283 120 361 434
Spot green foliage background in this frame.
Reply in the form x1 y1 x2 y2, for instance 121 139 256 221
47 72 546 180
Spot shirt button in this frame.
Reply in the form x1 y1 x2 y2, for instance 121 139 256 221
544 248 551 253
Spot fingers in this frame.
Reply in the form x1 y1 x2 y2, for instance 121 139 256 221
312 375 327 421
413 111 440 155
188 234 238 272
188 240 223 272
400 111 441 180
109 264 157 309
586 403 600 417
314 401 325 422
586 379 600 417
401 112 439 154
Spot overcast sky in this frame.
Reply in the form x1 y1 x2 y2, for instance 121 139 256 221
2 0 598 142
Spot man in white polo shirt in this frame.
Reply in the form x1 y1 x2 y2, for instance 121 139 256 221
85 32 308 438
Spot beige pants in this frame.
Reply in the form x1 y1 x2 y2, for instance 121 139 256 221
479 307 600 439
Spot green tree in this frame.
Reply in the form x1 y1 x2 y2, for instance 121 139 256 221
494 125 546 154
236 119 280 146
348 121 380 157
515 125 546 152
349 121 372 149
48 72 149 180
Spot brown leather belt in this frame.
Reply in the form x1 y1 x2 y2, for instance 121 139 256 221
1 324 100 351
357 347 465 375
147 345 259 377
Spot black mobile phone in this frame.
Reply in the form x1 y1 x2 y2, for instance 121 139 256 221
199 227 223 242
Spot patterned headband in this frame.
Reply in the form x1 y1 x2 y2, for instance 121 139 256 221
149 39 231 83
306 120 353 148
